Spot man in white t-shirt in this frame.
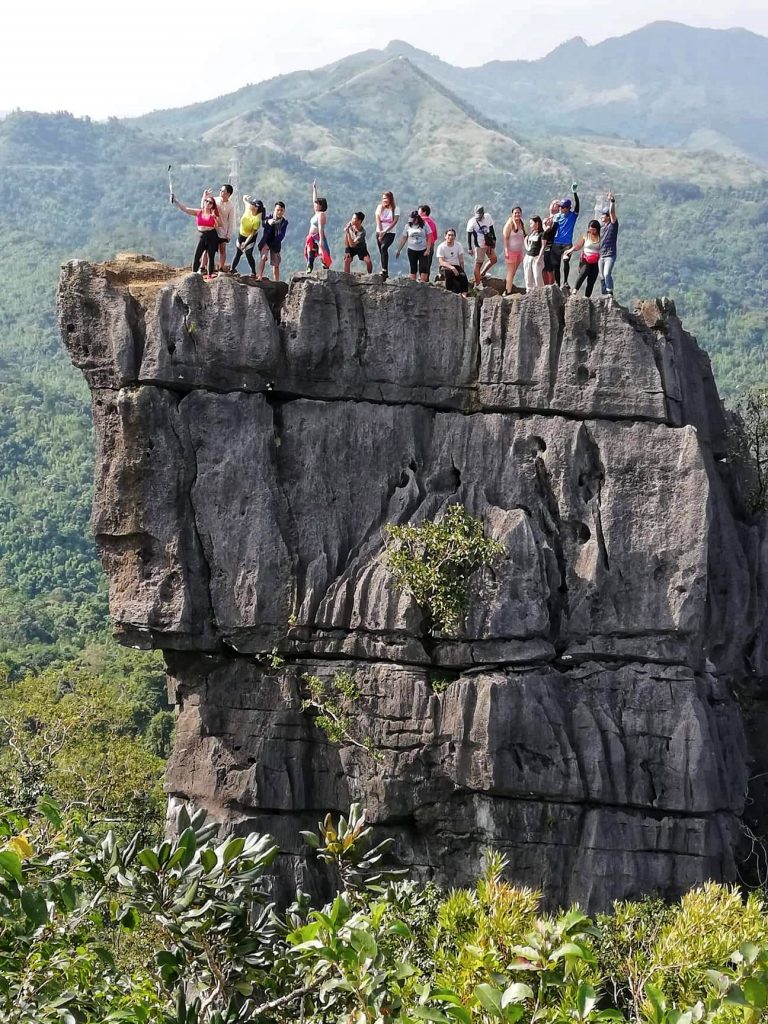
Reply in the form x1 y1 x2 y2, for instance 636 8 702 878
466 204 498 285
436 228 469 295
215 183 237 272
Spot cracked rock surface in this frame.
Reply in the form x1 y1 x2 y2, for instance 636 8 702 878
59 254 768 908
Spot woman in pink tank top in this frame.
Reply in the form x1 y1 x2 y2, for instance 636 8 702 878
172 190 222 280
502 206 526 294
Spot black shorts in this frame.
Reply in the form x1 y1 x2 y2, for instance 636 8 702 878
217 234 229 244
345 245 370 260
548 243 569 268
408 248 429 275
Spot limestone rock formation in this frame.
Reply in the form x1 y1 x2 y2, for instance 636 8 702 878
59 254 768 908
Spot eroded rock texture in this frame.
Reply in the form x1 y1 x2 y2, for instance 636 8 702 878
59 255 768 908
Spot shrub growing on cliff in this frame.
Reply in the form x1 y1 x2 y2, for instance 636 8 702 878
384 505 505 634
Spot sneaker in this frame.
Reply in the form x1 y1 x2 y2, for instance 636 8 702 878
561 284 571 295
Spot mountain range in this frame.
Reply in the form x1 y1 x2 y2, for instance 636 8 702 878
134 21 768 166
0 19 767 671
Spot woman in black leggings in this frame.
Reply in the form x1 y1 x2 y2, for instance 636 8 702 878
374 191 400 280
172 191 222 280
564 219 602 297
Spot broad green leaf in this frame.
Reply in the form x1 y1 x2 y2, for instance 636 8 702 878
445 1006 472 1024
412 1008 451 1023
200 848 217 873
576 982 597 1019
740 942 760 965
137 848 162 872
743 978 768 1008
502 983 534 1007
21 888 49 927
474 983 504 1018
389 919 413 938
0 850 23 883
222 836 245 864
120 906 140 931
177 827 197 868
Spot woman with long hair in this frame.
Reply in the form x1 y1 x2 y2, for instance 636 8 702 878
522 216 545 292
231 196 265 276
502 206 526 293
564 219 602 297
374 190 400 280
395 210 432 283
172 189 222 280
305 179 332 271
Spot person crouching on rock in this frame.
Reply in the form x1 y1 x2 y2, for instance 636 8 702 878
396 210 432 283
436 228 469 295
305 180 332 271
231 196 265 277
343 212 373 274
172 189 222 280
257 202 288 282
564 219 601 297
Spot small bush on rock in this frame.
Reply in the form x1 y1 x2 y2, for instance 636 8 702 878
384 504 505 634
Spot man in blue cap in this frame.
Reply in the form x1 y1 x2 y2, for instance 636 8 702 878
549 184 579 290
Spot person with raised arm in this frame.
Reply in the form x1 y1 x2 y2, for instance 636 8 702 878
564 219 602 297
466 205 497 285
305 180 332 272
375 191 400 280
171 189 222 281
502 206 526 294
599 192 619 296
549 183 580 290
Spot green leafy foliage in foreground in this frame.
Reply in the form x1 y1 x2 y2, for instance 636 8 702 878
4 801 768 1024
385 505 506 634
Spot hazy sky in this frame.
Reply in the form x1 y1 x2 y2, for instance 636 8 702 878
3 0 768 119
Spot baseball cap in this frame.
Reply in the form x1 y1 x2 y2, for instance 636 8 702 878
560 198 572 209
474 205 484 217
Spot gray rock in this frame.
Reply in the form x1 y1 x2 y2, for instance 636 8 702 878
60 258 768 909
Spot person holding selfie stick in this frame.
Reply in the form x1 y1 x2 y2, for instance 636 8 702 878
172 189 222 281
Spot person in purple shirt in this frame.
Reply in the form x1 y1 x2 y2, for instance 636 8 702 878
549 184 579 289
599 192 619 296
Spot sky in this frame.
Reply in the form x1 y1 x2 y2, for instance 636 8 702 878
3 0 768 119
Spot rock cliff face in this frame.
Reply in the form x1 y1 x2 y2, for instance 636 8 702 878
59 254 768 908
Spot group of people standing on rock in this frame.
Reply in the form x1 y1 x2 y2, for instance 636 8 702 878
171 179 619 299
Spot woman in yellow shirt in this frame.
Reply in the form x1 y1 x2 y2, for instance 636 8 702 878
231 196 265 276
